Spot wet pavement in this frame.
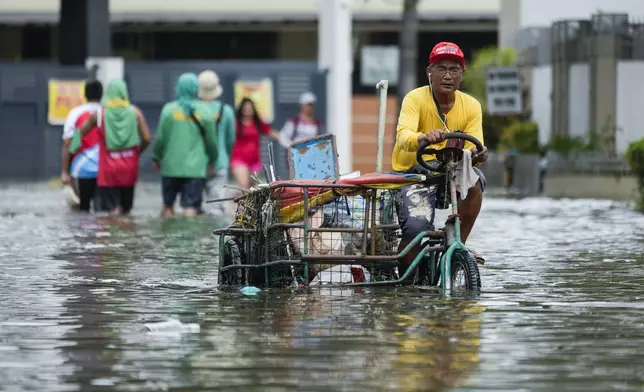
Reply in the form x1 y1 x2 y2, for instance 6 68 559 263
1 182 643 392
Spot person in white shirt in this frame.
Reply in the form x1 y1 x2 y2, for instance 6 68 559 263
60 80 103 211
278 92 324 149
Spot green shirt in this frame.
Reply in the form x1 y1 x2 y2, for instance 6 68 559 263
152 101 218 178
206 100 236 171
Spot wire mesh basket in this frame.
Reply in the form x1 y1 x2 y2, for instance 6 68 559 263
259 182 401 287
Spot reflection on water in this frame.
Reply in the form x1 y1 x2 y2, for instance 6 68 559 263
0 182 643 391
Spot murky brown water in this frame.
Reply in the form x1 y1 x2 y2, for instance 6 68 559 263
1 182 643 392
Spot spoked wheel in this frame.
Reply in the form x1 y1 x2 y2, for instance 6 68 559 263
449 249 481 293
218 239 245 286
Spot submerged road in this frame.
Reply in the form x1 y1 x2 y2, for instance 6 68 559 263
0 182 643 391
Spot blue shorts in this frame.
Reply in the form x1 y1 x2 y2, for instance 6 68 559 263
162 177 204 209
395 166 486 239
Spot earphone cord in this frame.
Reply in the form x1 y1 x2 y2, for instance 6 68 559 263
428 77 451 133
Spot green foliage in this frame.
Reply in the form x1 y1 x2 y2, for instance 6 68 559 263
460 46 518 151
481 114 516 151
498 120 541 154
463 46 517 112
548 135 589 156
546 133 605 157
625 138 644 211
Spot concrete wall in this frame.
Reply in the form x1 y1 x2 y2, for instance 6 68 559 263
531 65 552 146
568 63 590 139
545 174 637 201
0 0 500 19
616 61 644 154
498 0 520 47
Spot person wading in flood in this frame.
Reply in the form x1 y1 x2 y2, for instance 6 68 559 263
230 98 280 190
153 73 218 218
278 91 324 149
61 79 105 212
392 42 489 280
78 79 152 216
197 70 235 211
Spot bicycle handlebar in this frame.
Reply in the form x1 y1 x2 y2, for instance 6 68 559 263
416 132 484 170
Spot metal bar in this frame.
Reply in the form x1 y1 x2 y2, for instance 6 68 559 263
213 227 256 235
343 243 438 287
270 182 365 190
219 245 442 272
361 196 371 254
219 260 303 272
267 142 277 182
301 230 440 260
301 245 443 262
267 222 412 233
370 191 377 255
303 186 309 279
375 79 388 173
205 196 238 204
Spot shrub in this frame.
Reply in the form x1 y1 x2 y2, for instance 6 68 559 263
498 120 541 154
547 135 589 157
625 138 644 211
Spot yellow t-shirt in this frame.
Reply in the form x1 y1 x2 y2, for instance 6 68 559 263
392 86 484 172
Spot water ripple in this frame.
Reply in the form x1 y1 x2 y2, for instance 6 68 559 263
0 183 643 391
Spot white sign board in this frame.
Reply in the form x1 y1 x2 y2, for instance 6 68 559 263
485 66 522 115
85 57 125 88
360 46 399 86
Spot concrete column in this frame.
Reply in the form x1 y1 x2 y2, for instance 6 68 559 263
498 0 521 48
550 22 571 138
59 0 111 65
589 35 619 152
319 0 353 174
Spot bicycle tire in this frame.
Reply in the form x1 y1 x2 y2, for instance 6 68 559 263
449 249 481 292
218 239 245 286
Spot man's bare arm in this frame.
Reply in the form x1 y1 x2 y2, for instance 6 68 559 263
79 113 97 136
134 107 152 152
61 139 72 184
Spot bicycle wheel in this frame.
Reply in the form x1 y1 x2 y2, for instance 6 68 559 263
449 249 481 292
218 239 245 286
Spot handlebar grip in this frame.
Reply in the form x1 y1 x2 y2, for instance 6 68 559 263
444 133 484 153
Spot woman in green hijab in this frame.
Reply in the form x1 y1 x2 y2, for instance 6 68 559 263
79 78 152 216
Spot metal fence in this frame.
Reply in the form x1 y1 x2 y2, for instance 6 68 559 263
546 152 632 175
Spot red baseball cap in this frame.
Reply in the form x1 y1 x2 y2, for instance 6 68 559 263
429 42 465 70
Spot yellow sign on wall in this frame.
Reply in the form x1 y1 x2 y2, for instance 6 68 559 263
233 78 275 123
48 80 86 125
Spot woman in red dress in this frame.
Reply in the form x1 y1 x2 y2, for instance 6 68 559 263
230 98 280 190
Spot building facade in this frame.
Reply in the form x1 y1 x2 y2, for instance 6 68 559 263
0 0 499 94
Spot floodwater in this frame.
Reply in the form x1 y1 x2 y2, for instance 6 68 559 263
1 182 644 392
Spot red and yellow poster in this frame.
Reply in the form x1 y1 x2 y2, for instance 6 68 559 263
48 79 86 125
233 78 275 123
